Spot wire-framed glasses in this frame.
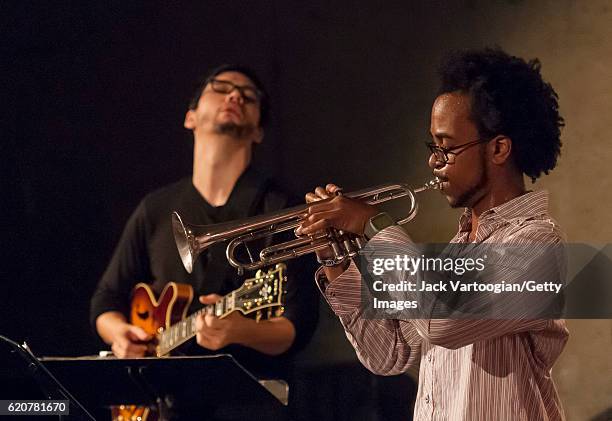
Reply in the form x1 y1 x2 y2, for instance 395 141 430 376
425 138 490 164
207 78 262 104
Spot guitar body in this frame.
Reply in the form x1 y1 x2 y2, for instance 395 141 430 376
130 282 194 340
111 266 286 421
110 405 151 421
110 283 192 421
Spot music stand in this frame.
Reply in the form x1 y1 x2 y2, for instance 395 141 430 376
40 354 288 418
0 335 96 420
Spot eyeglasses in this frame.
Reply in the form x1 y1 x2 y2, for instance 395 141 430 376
207 78 262 104
425 138 490 164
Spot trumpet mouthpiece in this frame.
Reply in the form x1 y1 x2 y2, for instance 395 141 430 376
427 177 444 190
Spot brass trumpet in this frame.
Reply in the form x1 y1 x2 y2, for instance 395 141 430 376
172 178 442 274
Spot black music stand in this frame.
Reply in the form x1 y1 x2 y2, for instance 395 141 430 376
0 335 96 420
40 354 288 419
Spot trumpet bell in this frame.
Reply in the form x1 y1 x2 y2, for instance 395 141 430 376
173 211 219 274
172 212 196 273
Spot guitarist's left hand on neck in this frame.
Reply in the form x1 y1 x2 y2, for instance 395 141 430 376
195 294 296 355
195 294 250 350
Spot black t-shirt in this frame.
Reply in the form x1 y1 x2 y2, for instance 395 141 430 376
90 167 319 378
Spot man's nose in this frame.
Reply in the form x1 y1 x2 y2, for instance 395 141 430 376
428 153 443 169
226 88 244 104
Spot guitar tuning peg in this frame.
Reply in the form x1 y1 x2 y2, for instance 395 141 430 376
275 307 284 317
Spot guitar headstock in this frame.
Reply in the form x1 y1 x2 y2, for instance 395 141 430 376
233 263 287 319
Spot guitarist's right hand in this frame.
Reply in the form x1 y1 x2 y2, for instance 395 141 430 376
96 311 153 358
111 323 153 358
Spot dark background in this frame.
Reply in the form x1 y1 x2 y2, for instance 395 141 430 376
2 2 438 418
2 1 472 355
3 1 611 420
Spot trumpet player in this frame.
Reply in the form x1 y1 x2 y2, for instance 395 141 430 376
298 48 568 421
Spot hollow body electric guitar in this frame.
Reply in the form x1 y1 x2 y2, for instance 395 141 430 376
111 264 287 421
130 263 287 357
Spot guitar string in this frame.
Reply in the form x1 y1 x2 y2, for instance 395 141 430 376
162 282 272 340
159 274 283 348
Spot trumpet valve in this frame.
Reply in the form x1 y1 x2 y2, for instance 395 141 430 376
354 236 366 250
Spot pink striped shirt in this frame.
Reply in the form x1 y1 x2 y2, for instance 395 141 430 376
318 190 568 420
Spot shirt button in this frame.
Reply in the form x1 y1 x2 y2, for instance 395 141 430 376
427 354 432 362
425 394 430 404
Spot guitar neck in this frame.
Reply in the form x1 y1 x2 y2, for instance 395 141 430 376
153 264 286 357
156 292 236 357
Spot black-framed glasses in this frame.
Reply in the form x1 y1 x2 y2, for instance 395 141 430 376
426 138 490 164
207 78 262 104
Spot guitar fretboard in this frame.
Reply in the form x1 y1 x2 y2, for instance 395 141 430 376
152 264 285 357
156 292 236 356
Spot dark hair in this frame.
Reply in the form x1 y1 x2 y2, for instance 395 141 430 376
438 47 564 182
187 64 270 127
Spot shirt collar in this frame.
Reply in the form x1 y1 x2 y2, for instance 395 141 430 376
457 190 549 233
220 165 271 220
187 165 270 222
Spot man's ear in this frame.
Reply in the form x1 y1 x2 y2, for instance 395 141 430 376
253 126 264 144
491 135 512 165
184 109 196 130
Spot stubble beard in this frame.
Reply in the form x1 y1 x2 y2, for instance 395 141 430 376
214 121 255 139
450 153 488 209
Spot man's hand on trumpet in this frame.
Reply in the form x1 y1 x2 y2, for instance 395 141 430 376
298 183 379 237
297 183 378 281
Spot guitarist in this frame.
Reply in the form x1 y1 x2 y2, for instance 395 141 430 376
90 65 318 416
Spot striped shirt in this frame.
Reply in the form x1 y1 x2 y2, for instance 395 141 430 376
319 190 568 420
